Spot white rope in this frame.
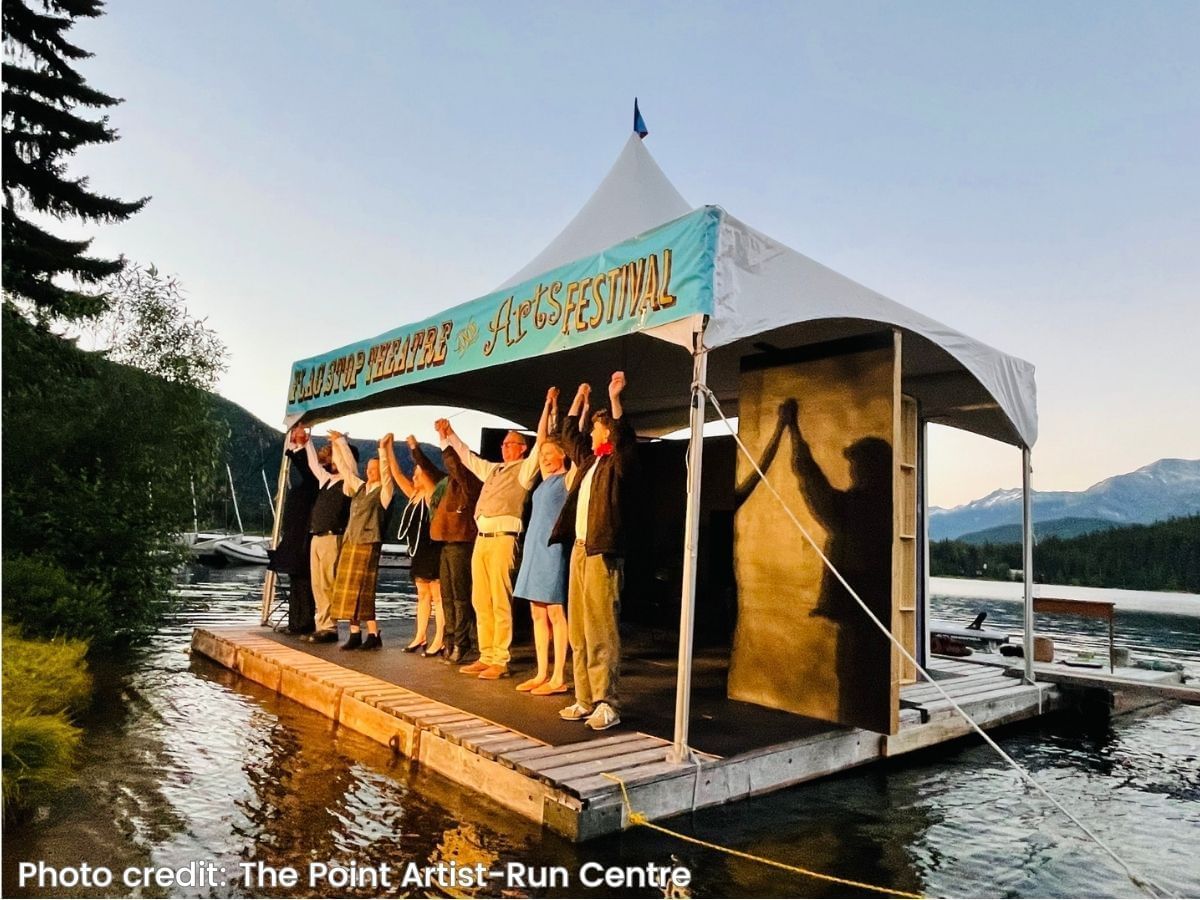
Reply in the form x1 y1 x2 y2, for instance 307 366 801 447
700 384 1171 899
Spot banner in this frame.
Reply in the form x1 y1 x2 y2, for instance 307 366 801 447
284 207 721 419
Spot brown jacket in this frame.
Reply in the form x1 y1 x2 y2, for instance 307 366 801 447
550 414 638 557
413 443 480 543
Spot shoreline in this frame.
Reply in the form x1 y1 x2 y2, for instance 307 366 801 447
930 577 1200 617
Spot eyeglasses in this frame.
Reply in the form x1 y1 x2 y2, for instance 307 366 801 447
501 440 525 448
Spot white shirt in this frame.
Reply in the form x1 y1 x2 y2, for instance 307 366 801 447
575 463 597 542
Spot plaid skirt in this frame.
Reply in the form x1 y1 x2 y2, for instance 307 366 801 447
331 541 382 621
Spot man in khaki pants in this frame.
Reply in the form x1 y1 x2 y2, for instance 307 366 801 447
551 372 637 731
436 419 538 679
302 437 353 643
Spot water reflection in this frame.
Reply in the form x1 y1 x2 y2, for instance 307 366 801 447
2 566 1198 898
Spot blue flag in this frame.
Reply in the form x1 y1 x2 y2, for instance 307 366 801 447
633 98 648 138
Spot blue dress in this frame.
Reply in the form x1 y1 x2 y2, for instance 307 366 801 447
514 473 569 604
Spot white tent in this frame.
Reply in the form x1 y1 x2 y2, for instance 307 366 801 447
271 131 1041 757
300 134 1035 448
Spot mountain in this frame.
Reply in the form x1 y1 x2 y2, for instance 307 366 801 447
955 517 1116 545
929 458 1200 541
208 395 442 534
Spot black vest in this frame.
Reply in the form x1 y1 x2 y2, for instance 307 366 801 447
309 482 350 535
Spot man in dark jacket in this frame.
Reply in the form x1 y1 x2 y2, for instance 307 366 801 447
269 425 320 634
553 371 636 731
413 441 482 663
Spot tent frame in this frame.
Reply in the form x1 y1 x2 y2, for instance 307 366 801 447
258 339 1041 749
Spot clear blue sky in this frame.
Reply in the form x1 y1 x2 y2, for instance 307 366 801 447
63 0 1198 506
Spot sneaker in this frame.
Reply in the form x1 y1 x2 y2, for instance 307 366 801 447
586 703 620 731
459 661 489 675
477 665 509 680
559 702 593 721
360 633 383 651
306 631 338 644
340 632 363 651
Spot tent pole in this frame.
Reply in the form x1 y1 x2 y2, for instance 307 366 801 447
1021 446 1035 684
920 419 931 667
670 334 708 764
260 439 292 626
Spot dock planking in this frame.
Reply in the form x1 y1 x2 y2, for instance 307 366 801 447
191 626 1069 841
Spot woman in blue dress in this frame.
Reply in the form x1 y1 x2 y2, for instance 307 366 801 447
514 387 571 695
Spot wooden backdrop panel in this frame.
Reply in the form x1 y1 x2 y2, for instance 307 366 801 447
728 341 898 734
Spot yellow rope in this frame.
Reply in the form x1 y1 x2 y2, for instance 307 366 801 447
601 772 924 899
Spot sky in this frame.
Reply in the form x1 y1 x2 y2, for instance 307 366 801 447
51 0 1199 508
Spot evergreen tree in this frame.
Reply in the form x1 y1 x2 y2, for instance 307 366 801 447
2 0 146 321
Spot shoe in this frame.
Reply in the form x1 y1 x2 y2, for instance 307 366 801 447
559 702 593 721
459 661 488 675
586 703 620 731
340 632 363 651
306 631 338 644
531 680 569 696
516 676 547 692
445 646 462 664
360 633 383 651
402 640 425 654
422 643 444 657
477 665 509 680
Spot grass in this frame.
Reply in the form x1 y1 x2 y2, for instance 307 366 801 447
2 624 93 824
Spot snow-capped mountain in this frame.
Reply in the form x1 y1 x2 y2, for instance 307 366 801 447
929 458 1200 541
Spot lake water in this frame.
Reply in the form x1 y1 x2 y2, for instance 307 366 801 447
3 566 1198 898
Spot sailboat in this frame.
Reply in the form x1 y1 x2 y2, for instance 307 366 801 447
213 464 270 566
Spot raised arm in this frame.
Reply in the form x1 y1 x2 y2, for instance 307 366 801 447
608 372 638 477
329 432 363 495
537 386 554 446
734 407 788 511
410 440 446 483
304 438 334 487
559 383 593 466
436 418 498 482
378 434 396 509
782 400 838 528
608 371 625 421
518 386 558 489
383 435 416 499
286 426 319 490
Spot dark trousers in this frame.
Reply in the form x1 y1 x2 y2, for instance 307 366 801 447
288 573 316 632
440 542 475 651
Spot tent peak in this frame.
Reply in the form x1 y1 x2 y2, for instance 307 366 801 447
496 133 692 291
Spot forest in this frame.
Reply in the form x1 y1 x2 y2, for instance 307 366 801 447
930 515 1200 593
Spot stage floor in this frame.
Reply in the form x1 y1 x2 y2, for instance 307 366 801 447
191 621 1062 840
261 620 832 758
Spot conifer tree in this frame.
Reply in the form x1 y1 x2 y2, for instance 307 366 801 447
2 0 147 322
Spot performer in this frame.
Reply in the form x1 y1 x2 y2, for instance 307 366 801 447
435 419 538 680
328 431 395 650
413 438 480 663
553 372 637 731
384 435 447 655
269 425 320 635
303 436 353 644
512 387 571 695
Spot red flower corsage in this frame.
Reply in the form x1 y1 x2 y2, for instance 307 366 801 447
595 442 615 458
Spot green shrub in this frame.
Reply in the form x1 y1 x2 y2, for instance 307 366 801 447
1 626 92 824
1 556 113 643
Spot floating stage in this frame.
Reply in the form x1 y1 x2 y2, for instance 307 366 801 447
192 623 1197 840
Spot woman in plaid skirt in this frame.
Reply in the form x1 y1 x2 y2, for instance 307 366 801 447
328 430 396 650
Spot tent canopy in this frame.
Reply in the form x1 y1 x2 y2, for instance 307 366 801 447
285 135 1036 448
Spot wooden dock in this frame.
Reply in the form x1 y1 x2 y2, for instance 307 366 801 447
192 626 1066 840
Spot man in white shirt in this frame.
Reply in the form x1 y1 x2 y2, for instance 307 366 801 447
434 420 539 679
